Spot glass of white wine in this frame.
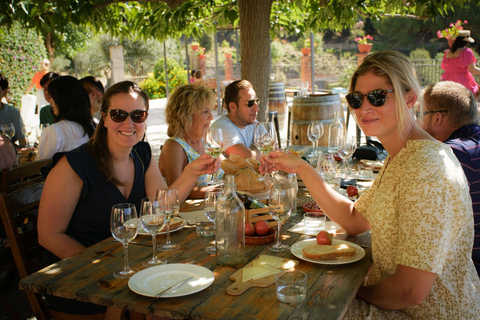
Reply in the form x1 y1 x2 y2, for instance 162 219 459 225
203 127 224 185
254 122 276 180
110 203 138 279
140 197 167 266
268 186 295 252
157 188 180 252
307 122 324 158
204 187 223 254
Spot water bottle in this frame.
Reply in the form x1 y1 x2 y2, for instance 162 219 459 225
328 111 343 153
216 175 245 265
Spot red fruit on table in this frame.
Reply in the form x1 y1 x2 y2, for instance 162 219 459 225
316 230 333 245
254 220 270 236
245 222 255 236
346 185 358 197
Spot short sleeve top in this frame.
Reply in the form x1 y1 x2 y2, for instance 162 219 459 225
50 142 151 247
347 140 480 319
211 115 256 153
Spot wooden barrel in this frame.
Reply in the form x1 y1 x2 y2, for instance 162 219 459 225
268 82 287 146
290 94 345 146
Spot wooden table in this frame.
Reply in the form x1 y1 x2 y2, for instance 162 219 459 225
19 155 373 320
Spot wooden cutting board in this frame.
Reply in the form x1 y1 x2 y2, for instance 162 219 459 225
226 257 299 295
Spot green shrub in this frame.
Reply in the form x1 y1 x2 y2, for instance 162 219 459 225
0 23 48 108
140 57 187 99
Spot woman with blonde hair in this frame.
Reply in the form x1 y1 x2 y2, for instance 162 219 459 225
261 50 480 319
159 84 224 198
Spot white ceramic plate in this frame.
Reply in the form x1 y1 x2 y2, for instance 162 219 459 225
126 217 186 236
290 238 365 265
348 171 377 181
128 263 214 298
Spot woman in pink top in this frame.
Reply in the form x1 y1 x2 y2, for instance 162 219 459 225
441 30 480 99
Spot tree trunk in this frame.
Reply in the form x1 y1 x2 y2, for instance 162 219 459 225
238 0 273 122
45 32 55 60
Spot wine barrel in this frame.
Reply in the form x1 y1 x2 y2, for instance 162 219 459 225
268 82 287 145
290 94 345 146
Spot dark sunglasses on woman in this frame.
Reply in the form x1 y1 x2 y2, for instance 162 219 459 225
108 109 148 123
345 89 394 109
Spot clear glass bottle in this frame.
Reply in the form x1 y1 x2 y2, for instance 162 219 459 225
328 111 343 153
216 175 245 265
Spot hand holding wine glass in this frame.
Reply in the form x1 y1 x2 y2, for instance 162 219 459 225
268 186 295 252
140 197 167 266
157 188 180 252
254 122 276 180
203 127 224 185
307 122 324 158
110 203 138 278
204 188 223 254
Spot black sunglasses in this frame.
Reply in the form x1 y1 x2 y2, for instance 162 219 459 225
108 109 148 123
246 99 260 108
345 89 394 109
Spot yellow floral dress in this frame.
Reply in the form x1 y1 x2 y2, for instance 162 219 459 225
346 140 480 319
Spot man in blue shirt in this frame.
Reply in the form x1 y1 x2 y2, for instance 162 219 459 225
0 74 26 146
421 81 480 275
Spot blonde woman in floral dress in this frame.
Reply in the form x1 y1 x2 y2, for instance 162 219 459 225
159 84 224 199
261 51 480 319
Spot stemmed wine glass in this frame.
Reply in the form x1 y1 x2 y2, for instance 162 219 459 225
3 123 15 140
22 124 32 147
307 122 324 158
139 197 167 266
338 136 357 178
203 127 224 185
254 122 276 180
157 188 180 251
110 203 138 279
204 187 223 254
268 186 295 252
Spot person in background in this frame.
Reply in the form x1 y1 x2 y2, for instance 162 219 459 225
0 134 16 171
211 79 260 160
190 69 196 83
193 70 204 85
159 84 224 199
261 51 480 318
37 76 95 160
420 80 480 276
440 30 480 99
80 76 105 122
0 73 26 147
25 58 51 111
38 72 60 126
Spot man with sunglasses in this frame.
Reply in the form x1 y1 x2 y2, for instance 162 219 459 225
211 79 261 160
420 81 480 276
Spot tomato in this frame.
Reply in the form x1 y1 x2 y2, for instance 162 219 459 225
245 222 255 236
346 185 358 197
254 220 270 236
316 230 333 245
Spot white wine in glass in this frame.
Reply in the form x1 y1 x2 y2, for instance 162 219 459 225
203 127 224 185
110 203 138 279
140 197 167 267
157 188 180 251
254 122 276 180
268 186 295 252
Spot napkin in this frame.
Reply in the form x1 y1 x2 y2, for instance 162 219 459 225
287 219 345 236
178 210 204 225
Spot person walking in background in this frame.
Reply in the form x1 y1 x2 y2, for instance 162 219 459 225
441 30 480 99
25 58 51 111
193 70 204 85
420 80 480 276
80 76 105 123
0 73 26 147
261 51 480 318
37 76 95 160
211 79 260 160
38 72 60 126
159 84 224 199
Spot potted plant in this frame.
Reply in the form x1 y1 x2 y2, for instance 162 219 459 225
191 41 200 51
355 35 373 53
197 47 206 59
437 20 468 47
301 38 317 56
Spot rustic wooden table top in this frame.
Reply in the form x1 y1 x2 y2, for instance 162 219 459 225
19 147 375 320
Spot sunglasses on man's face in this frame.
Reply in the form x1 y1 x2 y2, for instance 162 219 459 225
108 109 148 123
245 99 260 108
345 89 394 109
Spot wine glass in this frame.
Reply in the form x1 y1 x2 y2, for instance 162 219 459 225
338 136 357 178
254 122 276 180
139 197 167 267
22 124 32 147
3 123 15 140
317 153 337 181
203 127 224 185
268 186 295 252
110 203 138 279
307 122 324 158
204 188 223 254
157 188 180 251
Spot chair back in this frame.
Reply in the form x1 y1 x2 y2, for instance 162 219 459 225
0 158 52 194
